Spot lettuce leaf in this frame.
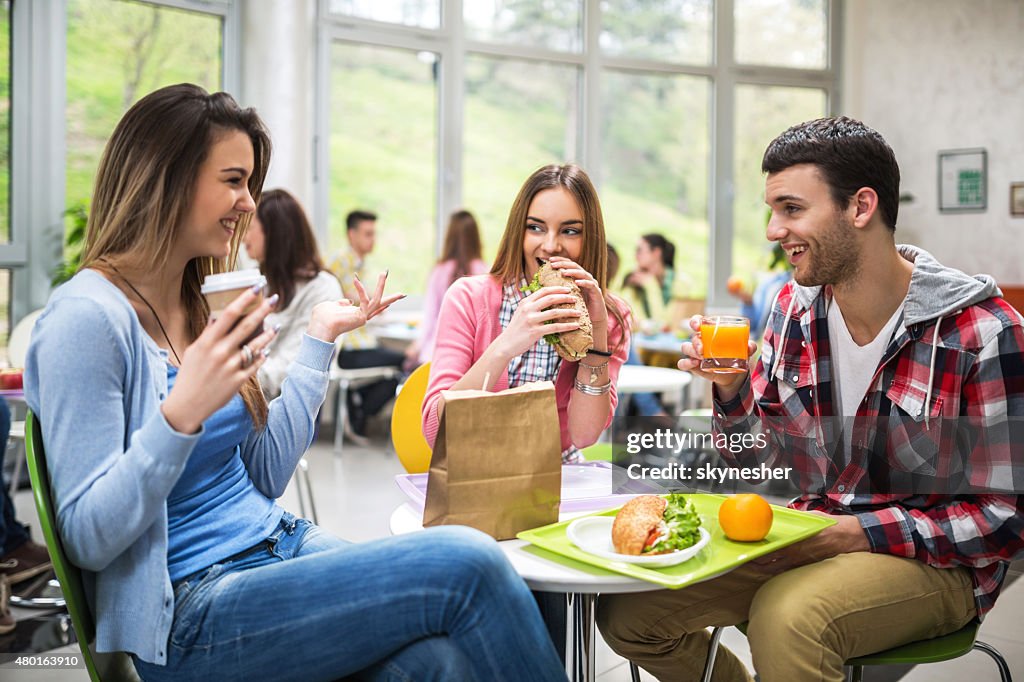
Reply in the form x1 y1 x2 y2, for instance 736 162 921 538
520 272 562 348
643 493 702 554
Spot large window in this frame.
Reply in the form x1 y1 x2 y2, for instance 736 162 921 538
0 1 11 358
732 84 827 279
601 70 710 296
318 0 838 304
462 55 580 258
463 0 582 52
600 0 712 64
65 0 223 209
3 0 233 361
329 0 440 30
734 0 828 68
327 42 439 295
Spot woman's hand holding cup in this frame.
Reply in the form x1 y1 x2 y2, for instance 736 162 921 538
162 285 279 433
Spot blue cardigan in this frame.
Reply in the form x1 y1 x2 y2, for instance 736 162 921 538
24 269 335 665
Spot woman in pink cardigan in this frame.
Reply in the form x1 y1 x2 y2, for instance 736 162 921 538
406 210 490 368
422 163 630 464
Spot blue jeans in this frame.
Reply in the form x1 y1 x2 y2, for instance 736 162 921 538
133 513 565 682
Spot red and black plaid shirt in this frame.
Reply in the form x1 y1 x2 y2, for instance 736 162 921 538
714 281 1024 617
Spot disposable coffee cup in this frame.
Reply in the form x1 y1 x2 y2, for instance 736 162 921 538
201 269 267 343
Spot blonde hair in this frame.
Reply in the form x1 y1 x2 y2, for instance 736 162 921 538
82 83 272 427
490 164 627 352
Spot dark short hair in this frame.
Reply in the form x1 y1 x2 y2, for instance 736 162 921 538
346 210 377 231
762 116 900 230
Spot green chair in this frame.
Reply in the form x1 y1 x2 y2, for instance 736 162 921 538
628 619 1011 682
24 412 140 682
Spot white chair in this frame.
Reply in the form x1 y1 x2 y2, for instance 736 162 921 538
291 456 318 525
329 365 402 456
5 309 41 498
7 308 43 368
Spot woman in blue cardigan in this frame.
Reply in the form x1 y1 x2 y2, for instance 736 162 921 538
24 84 564 682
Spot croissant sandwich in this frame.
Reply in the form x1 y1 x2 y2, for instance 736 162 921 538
611 494 703 555
521 263 594 361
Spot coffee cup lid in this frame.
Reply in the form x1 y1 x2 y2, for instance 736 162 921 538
200 268 267 294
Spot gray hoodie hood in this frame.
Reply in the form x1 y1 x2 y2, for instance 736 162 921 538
787 244 1000 326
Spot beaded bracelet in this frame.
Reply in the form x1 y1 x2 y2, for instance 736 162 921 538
574 377 613 395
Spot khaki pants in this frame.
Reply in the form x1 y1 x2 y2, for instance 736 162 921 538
597 552 975 682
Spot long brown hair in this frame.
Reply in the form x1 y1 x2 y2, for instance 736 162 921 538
440 210 483 284
256 189 324 309
490 164 628 352
81 83 272 427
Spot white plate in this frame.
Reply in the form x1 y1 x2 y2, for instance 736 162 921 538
566 516 711 567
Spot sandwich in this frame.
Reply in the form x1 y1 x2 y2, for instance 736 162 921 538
611 493 702 555
521 263 594 361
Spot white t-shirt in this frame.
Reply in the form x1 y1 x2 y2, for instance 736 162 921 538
828 298 905 417
828 298 905 462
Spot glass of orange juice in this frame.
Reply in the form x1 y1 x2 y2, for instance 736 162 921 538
699 316 750 374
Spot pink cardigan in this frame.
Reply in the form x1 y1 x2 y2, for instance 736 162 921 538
422 274 631 452
417 258 490 365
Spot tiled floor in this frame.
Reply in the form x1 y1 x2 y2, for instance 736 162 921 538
4 424 1024 681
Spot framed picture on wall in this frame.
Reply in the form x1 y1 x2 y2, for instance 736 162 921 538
1012 182 1024 217
938 148 987 212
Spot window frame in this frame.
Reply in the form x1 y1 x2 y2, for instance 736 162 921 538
320 0 844 305
10 0 239 329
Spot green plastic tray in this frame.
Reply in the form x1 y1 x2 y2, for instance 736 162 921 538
517 494 836 588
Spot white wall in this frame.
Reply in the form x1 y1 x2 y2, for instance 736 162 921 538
842 0 1024 283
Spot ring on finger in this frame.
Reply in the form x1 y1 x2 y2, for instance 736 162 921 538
240 344 254 369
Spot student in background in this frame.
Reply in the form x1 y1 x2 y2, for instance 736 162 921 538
621 233 688 328
618 235 681 418
327 211 406 442
406 209 489 368
606 243 620 284
243 189 343 399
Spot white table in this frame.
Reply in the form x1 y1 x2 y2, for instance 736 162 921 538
632 332 687 355
616 364 693 411
390 503 661 682
368 322 419 349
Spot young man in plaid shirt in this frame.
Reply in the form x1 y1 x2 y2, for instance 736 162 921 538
598 117 1024 681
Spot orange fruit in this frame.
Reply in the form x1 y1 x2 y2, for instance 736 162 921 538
726 275 745 295
718 494 773 542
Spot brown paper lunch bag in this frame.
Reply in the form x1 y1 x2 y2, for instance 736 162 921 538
423 381 562 540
